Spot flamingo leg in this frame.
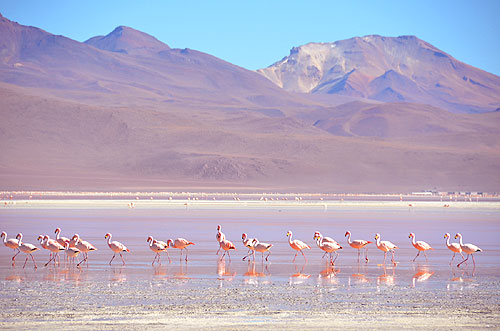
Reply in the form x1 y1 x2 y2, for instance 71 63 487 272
457 254 469 268
216 246 221 255
12 249 20 261
165 250 171 263
413 251 420 262
424 251 428 261
119 252 125 265
300 250 307 263
383 251 387 264
265 252 271 262
226 250 231 262
357 249 360 263
22 254 29 268
321 251 328 259
76 255 87 267
152 253 158 266
292 251 298 263
332 251 339 264
109 253 116 265
30 254 37 269
391 250 396 265
45 254 56 267
450 252 456 265
471 254 476 267
365 248 369 263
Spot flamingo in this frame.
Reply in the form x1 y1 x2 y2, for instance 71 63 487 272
16 233 39 269
72 234 98 267
444 233 465 265
104 233 130 265
43 235 65 266
216 232 236 261
313 231 338 244
147 236 171 265
242 233 256 261
314 233 342 265
409 233 434 262
251 238 273 262
1 231 20 265
286 231 310 263
345 231 372 263
64 242 81 265
54 228 71 247
169 238 195 261
216 225 225 255
374 233 398 265
455 233 482 267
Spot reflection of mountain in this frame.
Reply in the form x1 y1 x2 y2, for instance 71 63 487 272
1 14 500 192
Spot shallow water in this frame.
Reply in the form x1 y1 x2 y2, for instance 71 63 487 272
1 200 499 329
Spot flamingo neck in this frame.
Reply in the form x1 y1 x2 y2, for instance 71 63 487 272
375 236 380 247
1 234 6 244
288 233 293 244
55 230 60 239
107 236 112 246
458 235 463 246
411 235 416 246
445 236 451 247
346 233 352 244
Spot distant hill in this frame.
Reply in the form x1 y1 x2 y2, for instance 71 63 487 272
1 14 499 192
258 35 500 114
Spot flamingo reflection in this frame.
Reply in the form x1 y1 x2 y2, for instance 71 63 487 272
377 265 395 286
411 267 434 287
289 263 310 285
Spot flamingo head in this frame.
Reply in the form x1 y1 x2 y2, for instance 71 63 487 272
409 233 415 239
444 233 450 239
64 242 70 249
454 233 462 239
37 235 44 241
44 235 49 240
104 233 111 239
16 233 22 240
72 234 80 241
242 233 247 240
344 231 350 237
167 239 173 246
54 228 61 234
286 231 292 237
147 236 153 243
375 233 380 240
1 231 6 238
251 238 258 244
217 225 221 231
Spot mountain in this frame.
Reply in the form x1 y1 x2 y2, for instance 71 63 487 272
1 14 499 193
258 35 500 113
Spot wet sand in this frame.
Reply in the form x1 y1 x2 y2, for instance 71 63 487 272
1 199 499 329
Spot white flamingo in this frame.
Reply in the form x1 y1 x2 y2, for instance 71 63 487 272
72 234 98 267
455 233 482 267
251 238 273 262
105 233 130 265
16 233 39 269
408 233 433 262
242 233 256 261
147 236 170 265
314 233 342 265
43 235 65 266
286 231 310 263
169 238 195 262
444 233 465 265
1 231 20 265
374 233 398 265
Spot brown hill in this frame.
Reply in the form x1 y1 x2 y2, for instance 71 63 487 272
1 14 499 192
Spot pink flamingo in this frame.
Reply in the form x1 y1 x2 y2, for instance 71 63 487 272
444 233 465 265
169 238 195 261
314 233 342 265
286 231 310 263
43 235 65 266
105 233 130 265
374 233 398 265
251 238 273 262
147 236 171 265
242 233 256 261
16 233 39 269
1 231 20 265
409 233 434 262
455 233 482 267
216 225 225 255
54 228 71 247
345 231 372 263
72 234 98 267
216 232 235 261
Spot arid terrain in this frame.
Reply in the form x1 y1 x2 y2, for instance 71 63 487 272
1 13 499 192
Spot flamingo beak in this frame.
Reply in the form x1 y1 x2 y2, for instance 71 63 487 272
454 235 458 239
408 235 411 238
444 234 447 238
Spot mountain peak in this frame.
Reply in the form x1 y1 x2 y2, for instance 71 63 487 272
85 25 170 55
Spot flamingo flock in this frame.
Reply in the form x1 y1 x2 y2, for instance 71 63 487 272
1 227 484 269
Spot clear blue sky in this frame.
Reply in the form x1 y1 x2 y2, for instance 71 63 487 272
1 1 499 75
